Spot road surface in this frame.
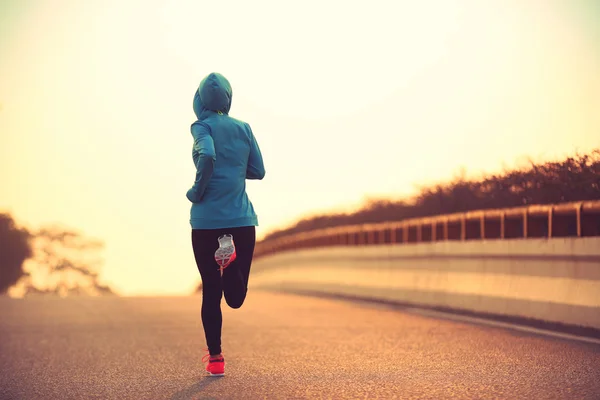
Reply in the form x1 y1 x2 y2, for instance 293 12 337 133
1 292 599 399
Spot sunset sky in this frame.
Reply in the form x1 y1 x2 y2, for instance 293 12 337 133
1 0 599 296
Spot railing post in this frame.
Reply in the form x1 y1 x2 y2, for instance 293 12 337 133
523 209 528 239
500 212 505 239
576 203 582 237
390 225 397 243
480 214 485 239
403 224 409 243
416 223 422 243
548 207 553 238
443 218 448 241
432 221 437 241
460 216 466 241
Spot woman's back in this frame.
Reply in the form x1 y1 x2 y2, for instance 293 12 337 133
187 73 265 229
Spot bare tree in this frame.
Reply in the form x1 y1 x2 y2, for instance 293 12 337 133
17 226 114 296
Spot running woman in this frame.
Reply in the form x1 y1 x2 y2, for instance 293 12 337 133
186 72 265 376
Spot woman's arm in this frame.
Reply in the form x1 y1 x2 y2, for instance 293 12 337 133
186 122 216 203
246 125 265 180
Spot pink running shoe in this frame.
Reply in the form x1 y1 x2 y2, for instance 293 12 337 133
214 234 236 272
202 350 225 376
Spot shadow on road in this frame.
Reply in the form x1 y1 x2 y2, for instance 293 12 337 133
170 377 221 400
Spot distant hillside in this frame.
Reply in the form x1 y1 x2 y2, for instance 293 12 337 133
260 149 600 242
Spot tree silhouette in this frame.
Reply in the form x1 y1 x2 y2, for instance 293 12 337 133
17 226 113 296
0 213 32 294
1 214 113 296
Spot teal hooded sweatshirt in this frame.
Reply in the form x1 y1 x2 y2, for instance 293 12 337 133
186 72 265 229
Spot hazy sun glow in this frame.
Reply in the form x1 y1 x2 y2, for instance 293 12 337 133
1 0 599 295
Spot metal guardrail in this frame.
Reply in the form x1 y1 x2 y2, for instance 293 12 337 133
254 200 600 258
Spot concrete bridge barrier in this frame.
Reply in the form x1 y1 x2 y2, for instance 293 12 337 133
251 201 600 331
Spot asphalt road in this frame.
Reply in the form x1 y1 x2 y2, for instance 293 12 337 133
1 292 599 400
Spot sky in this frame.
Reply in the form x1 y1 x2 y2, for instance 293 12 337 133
1 0 599 296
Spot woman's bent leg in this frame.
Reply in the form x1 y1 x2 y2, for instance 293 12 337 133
223 226 256 309
192 229 223 356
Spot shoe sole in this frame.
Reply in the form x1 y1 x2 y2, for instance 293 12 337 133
206 371 225 377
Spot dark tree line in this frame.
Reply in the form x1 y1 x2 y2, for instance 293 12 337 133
0 214 113 296
261 149 600 242
0 214 31 293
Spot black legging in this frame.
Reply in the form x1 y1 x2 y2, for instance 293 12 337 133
192 226 256 356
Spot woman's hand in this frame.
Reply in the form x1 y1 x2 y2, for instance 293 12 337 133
186 187 202 203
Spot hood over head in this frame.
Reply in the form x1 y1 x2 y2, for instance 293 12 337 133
193 72 232 120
